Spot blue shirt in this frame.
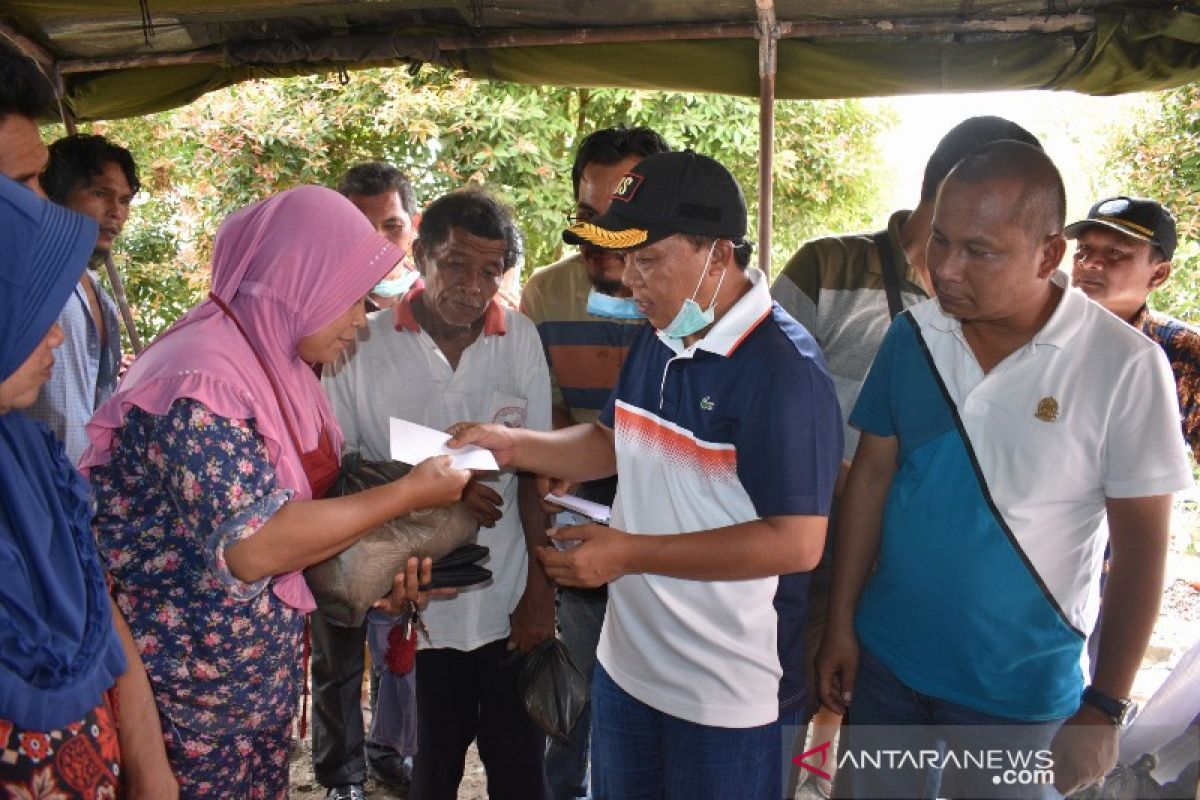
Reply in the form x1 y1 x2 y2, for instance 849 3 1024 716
850 287 1192 720
26 272 122 464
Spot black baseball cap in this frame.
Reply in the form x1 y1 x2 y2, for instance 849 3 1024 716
1064 196 1177 261
563 149 747 250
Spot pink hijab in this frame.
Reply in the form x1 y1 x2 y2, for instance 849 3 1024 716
81 186 404 611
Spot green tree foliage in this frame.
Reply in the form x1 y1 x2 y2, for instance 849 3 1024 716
74 66 889 342
1105 83 1200 323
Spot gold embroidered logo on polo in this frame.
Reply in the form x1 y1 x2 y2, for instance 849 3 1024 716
565 221 648 249
1034 397 1059 422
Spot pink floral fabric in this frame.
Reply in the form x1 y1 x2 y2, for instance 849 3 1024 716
161 721 290 800
89 398 303 796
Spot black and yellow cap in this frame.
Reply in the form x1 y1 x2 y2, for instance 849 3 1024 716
1064 196 1177 260
563 150 747 251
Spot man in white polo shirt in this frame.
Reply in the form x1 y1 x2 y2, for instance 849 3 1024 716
817 141 1193 799
322 189 554 800
451 150 842 799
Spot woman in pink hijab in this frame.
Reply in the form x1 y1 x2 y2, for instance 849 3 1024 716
79 186 469 798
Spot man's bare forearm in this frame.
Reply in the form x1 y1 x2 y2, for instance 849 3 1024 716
518 474 555 589
510 422 617 482
622 514 826 580
826 433 897 630
1091 494 1173 698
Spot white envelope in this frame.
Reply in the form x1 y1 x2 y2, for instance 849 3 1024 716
389 417 500 471
545 493 611 525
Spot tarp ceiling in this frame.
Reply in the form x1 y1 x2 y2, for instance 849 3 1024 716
1 1 1198 120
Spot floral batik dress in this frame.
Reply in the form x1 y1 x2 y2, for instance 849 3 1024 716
0 693 121 799
90 399 304 799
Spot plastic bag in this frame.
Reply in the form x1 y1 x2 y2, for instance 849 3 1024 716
1068 754 1165 800
304 454 480 627
517 638 589 743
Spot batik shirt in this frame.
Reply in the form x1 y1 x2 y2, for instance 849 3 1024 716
89 399 303 735
1134 305 1200 461
0 695 120 799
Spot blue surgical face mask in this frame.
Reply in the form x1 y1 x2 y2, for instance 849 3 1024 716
372 269 420 298
660 241 725 340
586 289 645 319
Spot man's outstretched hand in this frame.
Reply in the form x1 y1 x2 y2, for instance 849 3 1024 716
447 422 521 468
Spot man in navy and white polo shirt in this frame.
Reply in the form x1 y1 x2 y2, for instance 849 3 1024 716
450 150 841 799
817 141 1193 799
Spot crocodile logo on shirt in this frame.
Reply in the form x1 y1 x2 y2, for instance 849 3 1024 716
700 396 714 411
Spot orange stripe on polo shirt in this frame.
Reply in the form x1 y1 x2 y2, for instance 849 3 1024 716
615 402 739 481
547 344 628 390
726 308 773 356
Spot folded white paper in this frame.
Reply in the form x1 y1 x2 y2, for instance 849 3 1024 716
389 417 499 471
550 535 581 552
544 493 611 524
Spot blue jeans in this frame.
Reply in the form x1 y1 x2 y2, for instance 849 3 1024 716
590 663 779 800
838 647 1065 799
365 610 418 756
545 586 607 800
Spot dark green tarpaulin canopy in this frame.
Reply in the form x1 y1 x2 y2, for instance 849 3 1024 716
3 0 1195 344
1 1 1197 121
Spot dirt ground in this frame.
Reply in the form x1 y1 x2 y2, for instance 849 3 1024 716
288 497 1200 799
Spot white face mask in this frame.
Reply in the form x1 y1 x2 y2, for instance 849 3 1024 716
660 240 725 339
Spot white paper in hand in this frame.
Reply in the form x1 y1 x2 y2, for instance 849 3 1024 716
545 493 611 525
389 417 499 471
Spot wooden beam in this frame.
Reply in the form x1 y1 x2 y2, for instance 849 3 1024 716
0 19 55 66
756 0 777 278
102 253 144 354
59 50 223 73
55 14 1094 74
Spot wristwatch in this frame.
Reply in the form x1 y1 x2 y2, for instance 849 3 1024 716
1081 686 1135 725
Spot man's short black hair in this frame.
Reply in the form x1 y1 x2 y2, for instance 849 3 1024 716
336 161 418 217
42 135 141 204
417 189 522 272
945 140 1066 236
572 127 670 198
921 116 1041 203
0 43 54 121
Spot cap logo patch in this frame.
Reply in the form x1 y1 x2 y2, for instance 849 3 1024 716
612 172 644 203
1096 198 1130 216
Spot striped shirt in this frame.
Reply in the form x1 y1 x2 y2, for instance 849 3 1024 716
520 254 645 427
27 271 122 464
771 210 927 459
